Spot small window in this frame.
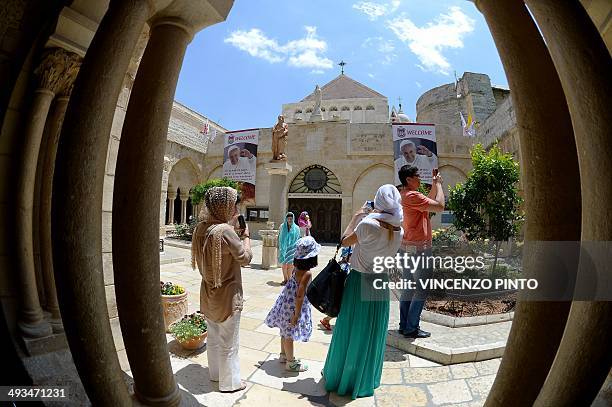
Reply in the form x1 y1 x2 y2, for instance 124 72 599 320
341 106 350 111
321 107 326 112
246 207 269 222
295 109 302 114
366 105 375 110
305 107 313 113
353 106 362 110
329 106 338 111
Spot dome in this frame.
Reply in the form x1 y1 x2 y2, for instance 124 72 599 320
397 104 411 123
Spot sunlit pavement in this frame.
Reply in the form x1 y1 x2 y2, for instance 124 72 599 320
155 243 500 406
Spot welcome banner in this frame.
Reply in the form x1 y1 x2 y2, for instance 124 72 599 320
392 123 437 186
223 128 259 204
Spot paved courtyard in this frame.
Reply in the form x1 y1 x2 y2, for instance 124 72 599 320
154 243 502 406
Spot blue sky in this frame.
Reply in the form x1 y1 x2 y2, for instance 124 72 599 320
175 0 508 131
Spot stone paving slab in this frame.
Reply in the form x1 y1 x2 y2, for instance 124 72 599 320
155 245 503 406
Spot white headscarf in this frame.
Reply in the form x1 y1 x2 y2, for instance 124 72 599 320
366 184 403 227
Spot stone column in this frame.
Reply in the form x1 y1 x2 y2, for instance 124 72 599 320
260 229 279 269
112 13 197 407
38 51 82 333
475 1 582 406
524 2 612 406
16 48 67 339
167 190 176 224
180 192 188 224
264 162 293 228
51 1 155 405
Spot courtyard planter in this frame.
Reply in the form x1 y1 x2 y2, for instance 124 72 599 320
161 281 188 333
170 311 208 350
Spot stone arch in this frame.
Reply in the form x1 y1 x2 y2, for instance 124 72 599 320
351 164 394 213
204 164 223 181
168 156 201 193
289 164 342 194
438 164 468 195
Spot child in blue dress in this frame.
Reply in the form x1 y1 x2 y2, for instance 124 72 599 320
264 236 321 372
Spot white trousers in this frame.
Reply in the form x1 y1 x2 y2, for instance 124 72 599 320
206 311 241 391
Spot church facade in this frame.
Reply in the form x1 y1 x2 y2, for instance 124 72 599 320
200 73 505 242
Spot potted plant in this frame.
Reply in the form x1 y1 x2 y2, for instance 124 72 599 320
160 281 188 333
170 311 208 350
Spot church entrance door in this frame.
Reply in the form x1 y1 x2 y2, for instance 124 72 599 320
288 198 342 243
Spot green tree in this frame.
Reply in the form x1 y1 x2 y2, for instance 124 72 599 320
190 178 241 206
448 144 523 273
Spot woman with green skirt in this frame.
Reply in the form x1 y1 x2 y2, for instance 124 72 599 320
323 184 404 399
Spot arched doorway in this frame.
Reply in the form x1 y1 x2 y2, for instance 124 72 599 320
288 165 342 243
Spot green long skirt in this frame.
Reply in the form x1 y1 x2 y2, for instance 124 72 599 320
323 270 389 399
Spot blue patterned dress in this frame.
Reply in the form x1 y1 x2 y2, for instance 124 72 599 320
264 271 312 341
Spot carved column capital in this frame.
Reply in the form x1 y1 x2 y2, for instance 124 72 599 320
58 52 83 97
34 48 69 94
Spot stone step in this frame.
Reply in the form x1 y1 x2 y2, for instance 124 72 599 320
387 320 510 365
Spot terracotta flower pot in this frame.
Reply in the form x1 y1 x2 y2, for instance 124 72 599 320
178 332 207 350
161 292 188 332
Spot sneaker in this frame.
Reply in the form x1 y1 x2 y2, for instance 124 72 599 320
403 328 431 338
286 359 308 372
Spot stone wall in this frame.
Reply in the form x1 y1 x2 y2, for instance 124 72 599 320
283 97 389 124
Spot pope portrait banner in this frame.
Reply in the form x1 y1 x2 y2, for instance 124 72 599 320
223 128 259 204
392 123 437 186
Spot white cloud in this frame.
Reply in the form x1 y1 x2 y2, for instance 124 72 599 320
368 73 375 78
225 26 333 70
415 81 422 88
353 0 401 20
363 37 397 64
387 6 475 75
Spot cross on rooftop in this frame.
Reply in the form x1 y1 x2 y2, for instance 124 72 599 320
338 60 347 75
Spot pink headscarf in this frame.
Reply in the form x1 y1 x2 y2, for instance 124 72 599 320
297 211 310 228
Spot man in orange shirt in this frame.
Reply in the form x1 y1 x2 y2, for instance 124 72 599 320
398 165 445 338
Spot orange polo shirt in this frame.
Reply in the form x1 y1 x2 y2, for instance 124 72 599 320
400 189 432 247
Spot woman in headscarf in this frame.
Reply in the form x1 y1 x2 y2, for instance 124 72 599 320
297 211 312 237
323 184 404 399
277 212 300 285
192 187 252 393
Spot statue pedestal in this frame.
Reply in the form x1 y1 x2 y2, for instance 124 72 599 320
309 109 323 122
259 229 279 269
264 161 292 228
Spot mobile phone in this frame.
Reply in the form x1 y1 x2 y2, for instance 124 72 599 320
238 214 246 230
363 200 374 213
433 168 439 177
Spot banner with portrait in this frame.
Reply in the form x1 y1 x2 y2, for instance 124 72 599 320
223 128 259 204
392 123 437 186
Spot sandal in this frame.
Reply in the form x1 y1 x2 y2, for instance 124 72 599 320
320 319 332 331
286 359 308 372
219 381 247 393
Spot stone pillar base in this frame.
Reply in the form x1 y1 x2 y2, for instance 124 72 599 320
260 230 279 270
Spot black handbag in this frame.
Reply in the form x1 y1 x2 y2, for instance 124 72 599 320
306 242 347 317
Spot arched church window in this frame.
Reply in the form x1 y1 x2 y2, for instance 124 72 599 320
305 107 313 113
354 106 363 110
289 165 342 194
329 106 338 111
366 105 375 110
341 106 350 111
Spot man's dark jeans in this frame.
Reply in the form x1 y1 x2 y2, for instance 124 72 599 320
399 246 433 333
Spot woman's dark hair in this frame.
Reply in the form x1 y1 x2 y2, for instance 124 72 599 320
235 192 242 205
398 165 419 186
293 256 318 270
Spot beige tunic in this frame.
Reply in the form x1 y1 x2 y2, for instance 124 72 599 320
194 222 252 322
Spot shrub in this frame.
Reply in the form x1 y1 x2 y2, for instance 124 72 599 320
190 178 240 206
